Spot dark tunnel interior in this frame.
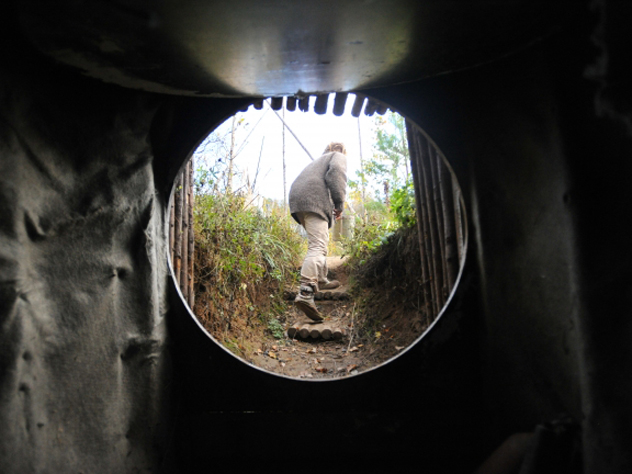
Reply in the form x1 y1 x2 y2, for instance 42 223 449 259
1 1 631 473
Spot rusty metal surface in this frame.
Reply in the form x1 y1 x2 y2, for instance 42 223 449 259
17 0 566 97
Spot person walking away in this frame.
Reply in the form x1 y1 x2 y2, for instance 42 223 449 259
289 142 347 321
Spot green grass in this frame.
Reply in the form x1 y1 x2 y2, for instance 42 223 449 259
193 194 305 346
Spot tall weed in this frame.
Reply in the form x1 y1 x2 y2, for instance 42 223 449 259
193 194 305 349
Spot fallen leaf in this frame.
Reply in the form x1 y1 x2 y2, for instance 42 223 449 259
315 367 328 373
349 346 359 352
395 346 405 351
269 352 277 359
272 345 278 351
346 364 358 373
375 332 381 339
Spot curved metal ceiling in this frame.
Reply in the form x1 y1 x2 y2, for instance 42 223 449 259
18 0 567 97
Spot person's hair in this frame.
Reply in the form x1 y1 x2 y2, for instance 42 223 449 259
324 142 347 155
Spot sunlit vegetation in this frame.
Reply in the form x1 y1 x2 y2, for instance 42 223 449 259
190 105 420 360
193 193 305 354
343 111 416 274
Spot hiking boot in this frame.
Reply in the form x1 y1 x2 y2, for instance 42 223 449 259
294 285 323 322
319 280 340 290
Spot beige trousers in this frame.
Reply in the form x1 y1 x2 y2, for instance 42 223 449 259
296 212 329 291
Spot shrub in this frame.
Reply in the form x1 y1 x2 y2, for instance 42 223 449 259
343 182 416 272
390 181 416 228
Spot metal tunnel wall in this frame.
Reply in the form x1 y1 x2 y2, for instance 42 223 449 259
1 1 631 473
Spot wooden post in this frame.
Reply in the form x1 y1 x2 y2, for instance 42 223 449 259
298 96 309 112
427 143 447 301
418 133 443 313
406 121 433 319
286 96 297 112
314 94 328 115
188 159 195 308
288 323 301 339
174 174 183 286
405 120 465 317
169 192 175 268
333 92 348 116
438 154 458 292
282 107 287 208
299 324 311 339
364 99 379 116
180 162 190 303
350 94 365 117
453 175 465 267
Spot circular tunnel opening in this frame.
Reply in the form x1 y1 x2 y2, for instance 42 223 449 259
168 93 467 380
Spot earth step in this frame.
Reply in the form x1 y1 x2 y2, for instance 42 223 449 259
283 289 350 301
287 321 346 340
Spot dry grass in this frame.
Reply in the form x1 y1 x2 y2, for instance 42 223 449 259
192 194 304 355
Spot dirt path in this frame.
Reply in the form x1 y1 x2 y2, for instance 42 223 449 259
196 253 424 379
243 256 410 379
251 300 368 379
245 257 360 379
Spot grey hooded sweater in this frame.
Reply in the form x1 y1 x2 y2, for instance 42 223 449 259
289 151 347 228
